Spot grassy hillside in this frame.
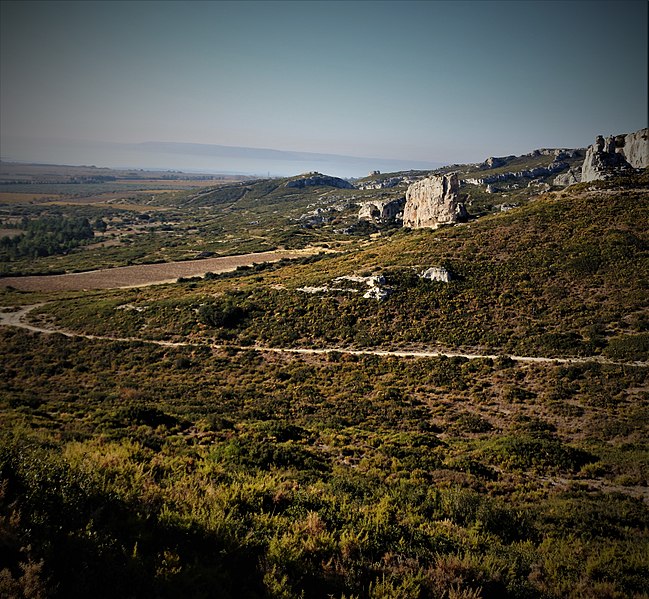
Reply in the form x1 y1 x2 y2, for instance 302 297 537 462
1 327 647 598
1 169 648 598
34 179 649 360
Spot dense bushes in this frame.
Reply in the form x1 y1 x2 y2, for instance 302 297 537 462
1 328 648 597
0 215 94 260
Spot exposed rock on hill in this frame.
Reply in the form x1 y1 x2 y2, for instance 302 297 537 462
554 167 582 186
358 197 405 222
333 274 392 301
617 128 649 169
285 172 354 189
356 174 420 190
581 135 629 182
466 160 568 186
581 128 647 182
420 267 451 282
481 156 515 169
403 174 468 229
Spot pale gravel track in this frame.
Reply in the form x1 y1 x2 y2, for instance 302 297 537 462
2 304 648 368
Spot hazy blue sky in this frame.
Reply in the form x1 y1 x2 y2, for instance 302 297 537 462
1 0 647 175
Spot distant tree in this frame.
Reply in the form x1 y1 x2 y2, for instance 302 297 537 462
93 218 108 232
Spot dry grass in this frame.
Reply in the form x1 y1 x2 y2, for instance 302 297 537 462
0 192 61 203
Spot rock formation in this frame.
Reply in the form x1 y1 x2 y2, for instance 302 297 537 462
465 160 568 186
403 174 468 229
285 172 354 189
617 128 649 169
581 128 647 183
581 135 629 182
481 156 514 169
420 267 451 282
357 175 419 190
358 197 405 222
554 167 582 186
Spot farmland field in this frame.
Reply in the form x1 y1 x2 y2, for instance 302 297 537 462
0 248 323 291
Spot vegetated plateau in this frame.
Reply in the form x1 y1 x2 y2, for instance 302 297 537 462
0 146 648 599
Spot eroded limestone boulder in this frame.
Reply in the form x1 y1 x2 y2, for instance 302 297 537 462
403 173 467 229
420 267 451 282
554 167 582 187
358 197 405 222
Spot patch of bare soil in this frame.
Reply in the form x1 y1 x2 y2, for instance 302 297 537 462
0 249 318 291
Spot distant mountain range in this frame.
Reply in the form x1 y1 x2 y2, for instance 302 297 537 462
1 137 443 178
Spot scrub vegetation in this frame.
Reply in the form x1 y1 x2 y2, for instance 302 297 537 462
0 163 648 598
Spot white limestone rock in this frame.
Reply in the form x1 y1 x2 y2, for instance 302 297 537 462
358 197 405 222
617 128 649 169
580 128 648 182
420 267 451 283
403 173 468 229
554 167 582 186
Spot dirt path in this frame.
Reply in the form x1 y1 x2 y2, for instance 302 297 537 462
0 248 321 291
2 304 647 368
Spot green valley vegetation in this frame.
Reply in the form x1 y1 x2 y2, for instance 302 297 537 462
32 181 649 361
0 215 94 260
0 163 648 598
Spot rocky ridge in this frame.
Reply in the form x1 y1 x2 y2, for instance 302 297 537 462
356 174 420 190
285 172 354 189
465 160 569 186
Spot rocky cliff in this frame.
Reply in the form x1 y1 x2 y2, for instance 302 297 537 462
403 173 467 229
285 172 354 189
581 135 629 182
617 128 649 169
581 128 648 182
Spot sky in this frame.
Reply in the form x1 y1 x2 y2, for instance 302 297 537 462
1 0 647 176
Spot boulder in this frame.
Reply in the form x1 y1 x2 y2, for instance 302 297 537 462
420 267 451 282
581 135 627 182
403 173 468 229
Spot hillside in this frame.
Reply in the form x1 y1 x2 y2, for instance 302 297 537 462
0 147 592 277
32 176 649 361
1 160 648 598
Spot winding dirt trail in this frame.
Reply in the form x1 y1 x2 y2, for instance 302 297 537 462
2 304 647 367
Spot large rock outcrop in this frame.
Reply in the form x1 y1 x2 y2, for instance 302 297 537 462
358 197 405 222
285 172 354 189
581 135 629 182
403 173 467 229
581 128 647 182
554 167 582 186
617 128 649 169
